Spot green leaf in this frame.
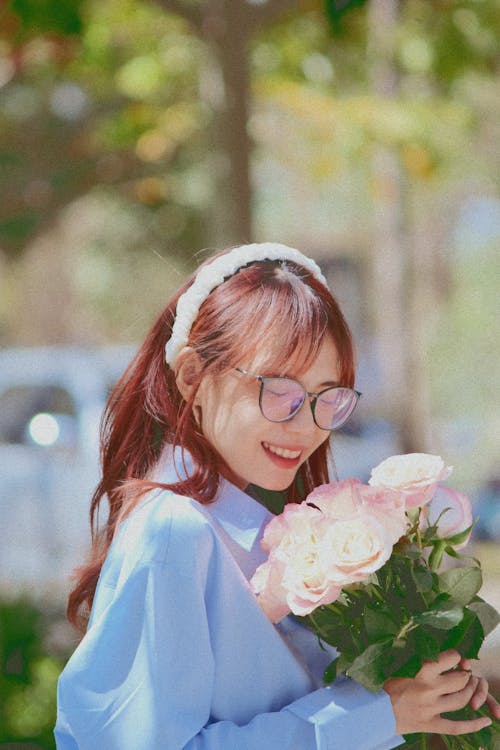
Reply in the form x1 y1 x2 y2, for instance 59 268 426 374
401 734 427 750
438 566 482 606
468 599 500 637
346 643 388 693
405 547 422 561
324 657 339 684
415 605 464 630
337 651 354 673
380 642 416 678
413 627 440 661
411 564 433 594
445 524 473 546
363 607 399 640
324 651 355 684
440 609 484 659
391 653 423 679
303 610 353 651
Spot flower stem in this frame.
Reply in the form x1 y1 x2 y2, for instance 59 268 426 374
370 583 385 603
416 525 423 553
307 612 332 643
396 618 417 641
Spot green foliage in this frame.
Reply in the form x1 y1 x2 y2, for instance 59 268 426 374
0 0 207 258
438 566 482 606
0 598 65 748
324 0 368 35
9 0 83 36
1 0 499 261
299 525 500 748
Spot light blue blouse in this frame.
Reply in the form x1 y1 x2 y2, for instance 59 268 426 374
55 448 404 749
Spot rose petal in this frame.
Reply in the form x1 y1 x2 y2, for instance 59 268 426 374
426 485 473 548
306 478 362 519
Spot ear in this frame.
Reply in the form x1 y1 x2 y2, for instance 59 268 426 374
174 347 203 402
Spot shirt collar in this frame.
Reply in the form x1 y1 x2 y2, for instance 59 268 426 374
154 445 274 551
208 477 274 551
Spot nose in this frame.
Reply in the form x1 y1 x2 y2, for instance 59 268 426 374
284 397 317 434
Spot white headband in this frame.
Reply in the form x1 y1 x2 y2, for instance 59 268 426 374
165 242 329 367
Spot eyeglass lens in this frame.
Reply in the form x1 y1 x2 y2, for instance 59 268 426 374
260 378 358 430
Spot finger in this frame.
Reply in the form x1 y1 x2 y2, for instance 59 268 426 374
423 649 461 677
460 657 472 672
470 677 489 710
437 669 473 695
486 692 500 719
437 715 492 736
439 677 478 713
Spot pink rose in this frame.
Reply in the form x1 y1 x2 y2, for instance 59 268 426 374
306 479 407 545
369 453 452 509
253 478 403 623
321 514 394 583
280 533 343 616
271 511 343 616
253 510 343 620
261 502 320 552
305 478 362 519
356 484 407 544
424 485 473 549
250 557 290 623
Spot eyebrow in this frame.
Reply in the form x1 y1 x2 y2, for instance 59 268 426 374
262 370 341 389
279 375 341 389
317 380 341 388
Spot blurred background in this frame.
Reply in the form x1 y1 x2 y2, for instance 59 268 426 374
0 0 499 746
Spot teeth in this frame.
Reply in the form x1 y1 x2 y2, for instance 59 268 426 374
263 442 301 460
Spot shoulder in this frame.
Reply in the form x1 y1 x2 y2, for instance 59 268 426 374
90 491 220 624
117 490 218 567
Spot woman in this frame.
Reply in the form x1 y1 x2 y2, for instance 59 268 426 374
55 243 499 749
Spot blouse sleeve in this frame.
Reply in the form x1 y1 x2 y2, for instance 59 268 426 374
55 496 403 750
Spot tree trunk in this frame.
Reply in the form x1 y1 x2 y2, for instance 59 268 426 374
367 0 429 452
405 184 435 452
200 0 253 246
153 0 307 246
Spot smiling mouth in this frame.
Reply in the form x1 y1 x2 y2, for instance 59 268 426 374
262 442 302 460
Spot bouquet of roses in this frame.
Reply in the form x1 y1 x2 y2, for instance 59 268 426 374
250 453 500 750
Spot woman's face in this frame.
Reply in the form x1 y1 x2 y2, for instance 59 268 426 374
194 334 341 491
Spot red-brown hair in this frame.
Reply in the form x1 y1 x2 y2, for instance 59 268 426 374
67 249 356 631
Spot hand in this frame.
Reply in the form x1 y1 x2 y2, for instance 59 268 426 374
384 649 496 736
460 658 500 718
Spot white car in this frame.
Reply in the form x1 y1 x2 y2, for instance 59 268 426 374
0 345 401 596
0 345 136 595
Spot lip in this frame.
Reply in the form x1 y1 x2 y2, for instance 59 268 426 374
261 442 304 469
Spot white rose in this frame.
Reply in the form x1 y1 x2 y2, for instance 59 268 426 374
280 531 343 616
322 515 394 583
369 453 452 509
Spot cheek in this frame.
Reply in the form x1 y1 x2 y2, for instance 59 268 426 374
310 431 330 456
202 404 232 449
198 381 255 448
196 383 224 440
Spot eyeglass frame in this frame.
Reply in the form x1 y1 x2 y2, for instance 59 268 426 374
235 367 362 431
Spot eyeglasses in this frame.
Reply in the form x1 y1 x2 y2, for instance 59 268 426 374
236 368 361 431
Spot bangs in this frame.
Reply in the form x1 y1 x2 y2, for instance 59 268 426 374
190 259 355 387
234 283 328 376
